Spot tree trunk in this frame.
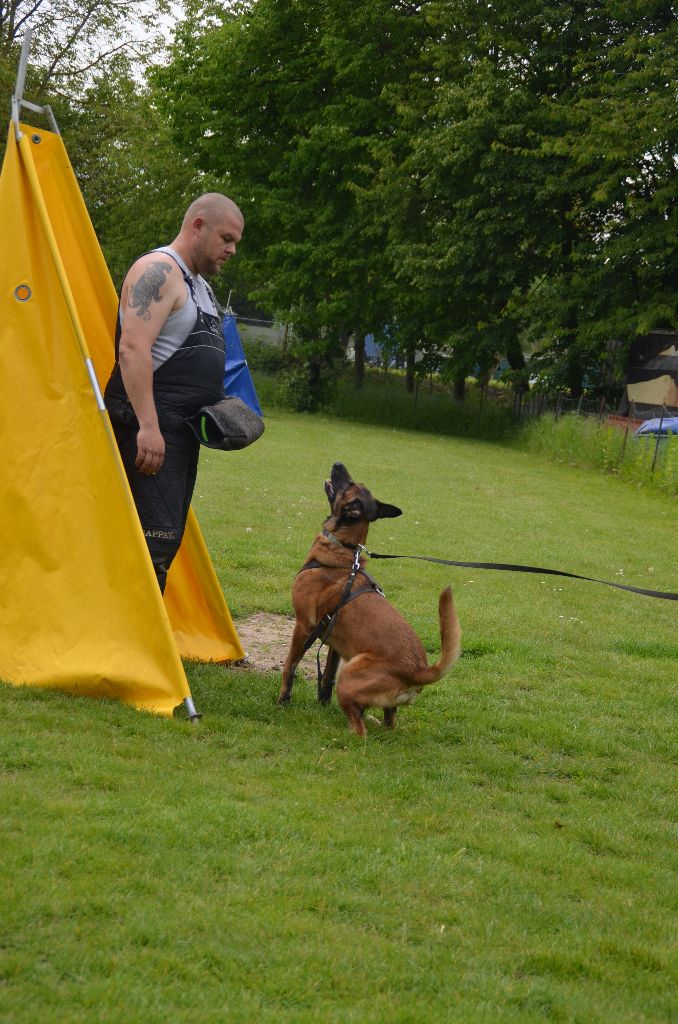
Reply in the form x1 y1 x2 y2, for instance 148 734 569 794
308 355 323 410
562 301 582 399
565 354 584 400
505 335 525 371
453 373 466 402
353 331 365 389
405 342 416 393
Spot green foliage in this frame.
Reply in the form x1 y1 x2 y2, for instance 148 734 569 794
155 0 391 331
4 0 676 397
52 61 201 289
330 373 518 441
275 362 331 413
0 1 205 296
2 411 677 1022
0 0 169 116
241 339 288 375
513 1 678 393
522 414 678 496
154 0 676 400
255 366 518 440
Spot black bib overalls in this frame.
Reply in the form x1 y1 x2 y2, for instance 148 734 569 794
104 256 225 593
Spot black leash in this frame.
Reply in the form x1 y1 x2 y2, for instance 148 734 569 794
294 534 675 694
363 549 677 602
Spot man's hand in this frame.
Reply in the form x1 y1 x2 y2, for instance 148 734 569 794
135 424 166 476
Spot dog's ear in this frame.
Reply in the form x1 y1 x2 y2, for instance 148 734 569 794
374 501 402 520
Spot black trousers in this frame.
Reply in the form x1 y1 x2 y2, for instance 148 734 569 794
108 400 200 593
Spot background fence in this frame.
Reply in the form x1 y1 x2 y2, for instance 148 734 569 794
513 392 677 478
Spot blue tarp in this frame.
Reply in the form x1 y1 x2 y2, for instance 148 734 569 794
223 314 263 417
634 417 678 436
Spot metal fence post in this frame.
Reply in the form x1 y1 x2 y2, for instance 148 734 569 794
651 406 666 475
620 399 635 465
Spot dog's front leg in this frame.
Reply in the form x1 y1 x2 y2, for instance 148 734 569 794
318 648 340 705
278 621 309 704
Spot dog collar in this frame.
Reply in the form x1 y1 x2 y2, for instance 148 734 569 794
322 528 364 553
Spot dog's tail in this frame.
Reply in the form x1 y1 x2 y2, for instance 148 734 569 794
410 586 461 687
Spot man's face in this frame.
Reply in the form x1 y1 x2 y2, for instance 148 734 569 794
193 208 244 277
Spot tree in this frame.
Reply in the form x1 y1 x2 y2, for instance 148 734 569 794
0 2 209 292
529 0 677 389
156 0 677 403
156 0 437 399
53 61 202 288
0 0 169 106
377 0 678 399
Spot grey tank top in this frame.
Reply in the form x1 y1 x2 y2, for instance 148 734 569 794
119 247 220 371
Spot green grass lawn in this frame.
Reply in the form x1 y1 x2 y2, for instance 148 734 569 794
1 409 676 1023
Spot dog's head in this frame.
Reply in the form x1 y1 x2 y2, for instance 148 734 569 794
324 462 402 526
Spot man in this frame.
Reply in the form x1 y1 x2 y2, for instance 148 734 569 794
104 193 244 592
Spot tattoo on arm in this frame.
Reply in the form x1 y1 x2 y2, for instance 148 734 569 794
128 261 174 321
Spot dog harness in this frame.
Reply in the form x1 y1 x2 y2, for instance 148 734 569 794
297 544 385 661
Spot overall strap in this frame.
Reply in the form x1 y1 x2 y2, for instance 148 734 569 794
113 248 200 361
157 248 200 302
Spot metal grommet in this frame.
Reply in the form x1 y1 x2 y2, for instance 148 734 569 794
14 284 32 302
31 134 41 144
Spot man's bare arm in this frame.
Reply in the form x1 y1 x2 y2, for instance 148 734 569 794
127 261 175 321
118 258 184 476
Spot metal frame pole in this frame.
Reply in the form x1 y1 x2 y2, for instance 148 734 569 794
11 29 60 137
651 406 666 475
184 697 202 723
11 29 32 134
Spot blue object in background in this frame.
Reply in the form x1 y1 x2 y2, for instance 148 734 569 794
634 416 678 436
223 314 263 418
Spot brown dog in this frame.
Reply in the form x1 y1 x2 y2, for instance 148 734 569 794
278 462 461 735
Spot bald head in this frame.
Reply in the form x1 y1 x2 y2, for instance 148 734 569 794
173 192 244 277
182 192 243 231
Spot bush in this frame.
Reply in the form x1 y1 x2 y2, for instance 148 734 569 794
250 362 678 495
329 376 517 440
241 340 289 374
521 413 678 496
275 362 330 413
253 365 517 439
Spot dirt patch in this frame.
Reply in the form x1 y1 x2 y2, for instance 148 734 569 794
232 612 314 677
